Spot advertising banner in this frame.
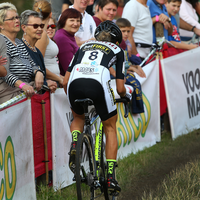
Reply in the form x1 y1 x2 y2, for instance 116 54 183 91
117 59 160 158
50 89 74 190
0 100 36 200
161 48 200 139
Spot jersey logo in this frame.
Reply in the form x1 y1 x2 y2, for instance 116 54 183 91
82 44 111 54
77 67 99 74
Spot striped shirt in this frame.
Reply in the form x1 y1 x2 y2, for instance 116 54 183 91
1 35 39 87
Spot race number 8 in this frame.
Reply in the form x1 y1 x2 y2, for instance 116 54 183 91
89 51 98 60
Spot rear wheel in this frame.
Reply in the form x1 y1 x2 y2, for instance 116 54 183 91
75 133 95 200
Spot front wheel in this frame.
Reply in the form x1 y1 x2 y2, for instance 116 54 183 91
75 133 95 200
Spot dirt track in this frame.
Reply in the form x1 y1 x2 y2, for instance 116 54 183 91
118 131 200 200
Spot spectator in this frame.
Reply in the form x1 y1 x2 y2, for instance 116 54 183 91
54 8 82 75
62 0 73 12
165 0 198 49
115 18 146 114
122 0 153 59
0 2 44 103
46 17 56 40
179 0 200 40
69 0 96 46
0 36 8 78
44 17 61 77
62 0 96 16
21 10 57 93
33 0 64 86
92 0 126 50
93 0 118 26
147 0 173 43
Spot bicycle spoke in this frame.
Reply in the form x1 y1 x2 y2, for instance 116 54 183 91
76 133 95 200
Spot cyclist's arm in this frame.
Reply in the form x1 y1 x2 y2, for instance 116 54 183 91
115 50 126 97
116 79 126 97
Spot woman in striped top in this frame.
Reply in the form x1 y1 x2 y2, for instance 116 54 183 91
0 2 44 104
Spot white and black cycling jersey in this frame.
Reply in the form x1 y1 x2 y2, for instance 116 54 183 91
67 40 126 121
67 40 125 80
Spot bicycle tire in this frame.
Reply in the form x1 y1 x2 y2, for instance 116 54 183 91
75 133 95 200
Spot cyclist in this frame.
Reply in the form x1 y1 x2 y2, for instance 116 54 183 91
63 20 132 195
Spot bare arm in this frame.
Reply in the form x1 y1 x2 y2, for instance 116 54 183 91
169 40 198 50
116 79 126 97
35 31 49 57
128 26 138 55
0 56 7 77
46 68 63 86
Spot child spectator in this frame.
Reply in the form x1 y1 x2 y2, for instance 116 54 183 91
165 0 198 49
115 18 146 114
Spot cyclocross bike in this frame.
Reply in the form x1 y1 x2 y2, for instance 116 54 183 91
73 97 129 200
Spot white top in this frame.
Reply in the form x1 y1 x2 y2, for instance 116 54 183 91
69 5 96 41
122 0 153 58
44 37 60 76
179 0 200 38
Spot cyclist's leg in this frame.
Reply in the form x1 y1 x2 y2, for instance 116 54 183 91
102 115 121 194
69 110 85 173
102 115 118 160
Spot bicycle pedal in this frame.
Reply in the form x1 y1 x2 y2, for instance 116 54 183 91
109 190 120 196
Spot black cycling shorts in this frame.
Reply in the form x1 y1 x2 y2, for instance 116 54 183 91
68 78 117 121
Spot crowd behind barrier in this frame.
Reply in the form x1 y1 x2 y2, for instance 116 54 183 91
0 46 200 198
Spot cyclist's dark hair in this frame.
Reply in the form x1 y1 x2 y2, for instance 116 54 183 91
116 18 131 28
95 20 122 44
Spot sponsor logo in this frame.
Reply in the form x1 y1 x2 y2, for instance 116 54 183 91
0 136 16 200
83 44 111 54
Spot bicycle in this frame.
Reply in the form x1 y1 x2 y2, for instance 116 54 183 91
73 97 129 200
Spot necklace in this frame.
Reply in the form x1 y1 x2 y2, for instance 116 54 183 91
22 37 37 52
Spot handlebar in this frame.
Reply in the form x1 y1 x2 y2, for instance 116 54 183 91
116 97 129 118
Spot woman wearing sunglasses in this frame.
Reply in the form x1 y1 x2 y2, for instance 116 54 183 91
47 17 56 40
0 2 44 103
33 0 63 83
21 9 58 93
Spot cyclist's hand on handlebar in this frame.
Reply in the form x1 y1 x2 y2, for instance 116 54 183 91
127 65 146 78
123 93 132 102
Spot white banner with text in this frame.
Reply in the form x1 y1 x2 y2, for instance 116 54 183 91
0 100 36 200
162 47 200 139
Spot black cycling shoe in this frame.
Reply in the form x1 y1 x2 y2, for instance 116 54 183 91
107 177 121 196
68 141 77 173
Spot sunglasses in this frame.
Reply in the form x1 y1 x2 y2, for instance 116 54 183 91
47 24 56 29
4 16 21 21
26 24 45 29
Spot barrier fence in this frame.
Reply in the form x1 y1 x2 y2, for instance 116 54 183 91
0 47 200 199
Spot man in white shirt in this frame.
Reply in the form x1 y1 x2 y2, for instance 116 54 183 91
122 0 153 59
70 0 96 46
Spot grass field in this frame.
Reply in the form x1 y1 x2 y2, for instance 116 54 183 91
36 129 200 200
